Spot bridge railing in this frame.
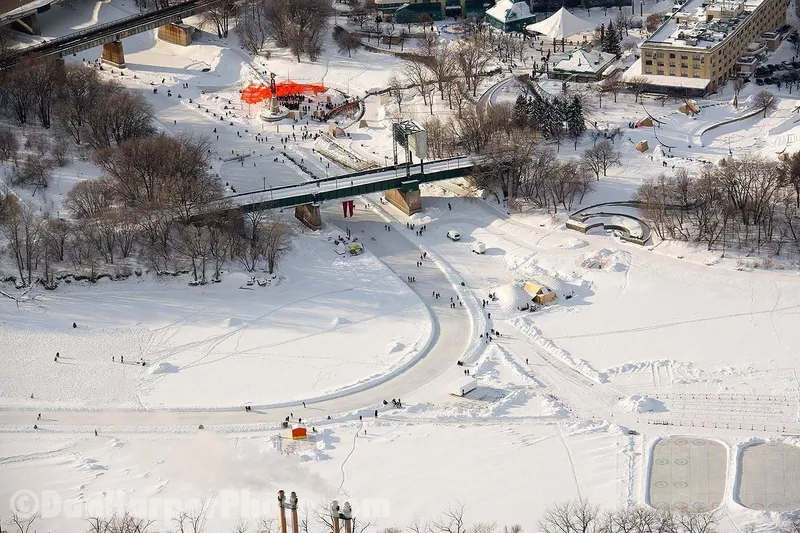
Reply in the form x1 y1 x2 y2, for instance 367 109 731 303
3 0 217 66
226 156 474 202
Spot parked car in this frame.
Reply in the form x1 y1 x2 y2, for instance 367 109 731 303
446 230 461 241
766 77 776 85
472 241 486 254
756 78 765 85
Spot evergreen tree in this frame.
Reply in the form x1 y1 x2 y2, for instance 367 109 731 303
603 21 622 57
528 97 546 132
543 97 566 151
513 94 529 127
567 95 586 149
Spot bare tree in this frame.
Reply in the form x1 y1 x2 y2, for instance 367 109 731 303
333 25 361 57
387 74 405 112
263 0 332 62
201 0 236 37
9 513 38 533
64 178 117 219
431 502 468 533
645 12 665 33
237 0 271 56
262 215 293 274
754 89 776 117
0 195 43 285
0 128 19 163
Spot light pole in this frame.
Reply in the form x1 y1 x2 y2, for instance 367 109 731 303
263 177 266 191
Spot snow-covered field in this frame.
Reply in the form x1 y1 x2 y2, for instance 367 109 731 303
0 232 431 409
3 0 800 531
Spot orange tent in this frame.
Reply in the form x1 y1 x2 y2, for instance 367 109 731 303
239 80 326 104
291 426 307 440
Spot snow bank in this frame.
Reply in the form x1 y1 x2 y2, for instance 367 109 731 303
617 394 666 413
551 237 588 250
330 316 351 328
510 316 607 383
578 248 631 272
148 362 180 375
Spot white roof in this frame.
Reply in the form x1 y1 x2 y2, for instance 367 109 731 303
622 59 711 90
526 7 593 39
554 48 615 74
486 0 535 24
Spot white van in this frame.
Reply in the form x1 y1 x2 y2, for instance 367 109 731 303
472 241 486 254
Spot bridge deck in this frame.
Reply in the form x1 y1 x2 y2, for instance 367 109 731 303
224 156 478 214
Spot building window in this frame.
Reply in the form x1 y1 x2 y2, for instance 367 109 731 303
645 51 653 57
681 55 688 60
693 72 700 78
669 53 676 58
657 61 664 66
681 63 688 68
669 70 676 75
681 71 688 77
645 68 653 74
646 60 653 65
657 69 664 75
670 61 676 67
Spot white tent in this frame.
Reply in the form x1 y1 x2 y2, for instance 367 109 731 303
526 7 593 39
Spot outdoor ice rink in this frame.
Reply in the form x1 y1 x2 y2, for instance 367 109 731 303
738 442 800 511
648 437 727 511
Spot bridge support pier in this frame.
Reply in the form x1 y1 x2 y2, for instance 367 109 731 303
14 13 40 35
157 22 192 46
101 40 126 68
385 187 421 216
295 203 322 231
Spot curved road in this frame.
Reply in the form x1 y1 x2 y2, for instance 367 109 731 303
0 208 470 429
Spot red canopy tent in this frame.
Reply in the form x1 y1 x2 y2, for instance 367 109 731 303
239 80 326 104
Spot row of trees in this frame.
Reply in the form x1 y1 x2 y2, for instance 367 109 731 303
0 61 155 148
1 189 293 286
636 154 800 255
513 94 587 151
237 0 332 60
14 497 799 533
0 61 294 287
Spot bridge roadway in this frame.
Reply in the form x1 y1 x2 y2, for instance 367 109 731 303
225 156 480 214
1 0 220 67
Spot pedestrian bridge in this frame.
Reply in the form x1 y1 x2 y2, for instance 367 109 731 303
199 156 480 229
1 0 221 69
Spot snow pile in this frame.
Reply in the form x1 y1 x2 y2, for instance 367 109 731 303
330 316 351 328
386 341 405 353
578 248 631 272
148 362 179 375
617 395 667 413
653 144 665 161
551 237 588 250
491 283 534 316
226 317 243 327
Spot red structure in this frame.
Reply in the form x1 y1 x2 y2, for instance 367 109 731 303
240 80 326 104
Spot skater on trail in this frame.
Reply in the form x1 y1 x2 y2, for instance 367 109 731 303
448 203 452 211
303 401 306 408
374 410 378 418
121 356 124 363
37 413 41 420
94 430 98 436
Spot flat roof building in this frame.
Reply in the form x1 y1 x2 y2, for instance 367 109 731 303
623 0 785 95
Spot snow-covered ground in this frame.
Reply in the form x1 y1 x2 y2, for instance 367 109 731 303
3 0 800 531
0 231 432 409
